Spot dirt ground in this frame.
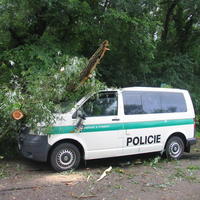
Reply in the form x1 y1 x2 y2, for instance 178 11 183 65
1 140 200 200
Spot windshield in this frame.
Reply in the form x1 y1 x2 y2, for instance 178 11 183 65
53 101 74 114
53 94 90 114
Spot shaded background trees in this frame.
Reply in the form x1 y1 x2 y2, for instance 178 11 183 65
0 0 200 156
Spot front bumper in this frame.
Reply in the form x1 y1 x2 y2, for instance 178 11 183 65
185 138 197 153
18 133 50 162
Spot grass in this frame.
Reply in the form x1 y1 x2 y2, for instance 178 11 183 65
149 156 161 167
168 166 200 183
168 168 186 181
0 168 8 179
185 176 197 182
114 184 124 189
173 168 186 178
145 182 174 189
187 165 200 170
114 167 125 174
143 156 164 168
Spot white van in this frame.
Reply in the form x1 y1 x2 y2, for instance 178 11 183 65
19 87 196 171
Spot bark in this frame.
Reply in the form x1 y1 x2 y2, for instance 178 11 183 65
161 0 180 41
67 40 109 91
79 40 109 84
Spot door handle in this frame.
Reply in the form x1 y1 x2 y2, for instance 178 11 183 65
112 118 120 121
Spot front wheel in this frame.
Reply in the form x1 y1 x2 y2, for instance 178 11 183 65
165 136 184 160
50 143 81 172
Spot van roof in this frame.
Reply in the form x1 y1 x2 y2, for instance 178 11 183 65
120 87 188 93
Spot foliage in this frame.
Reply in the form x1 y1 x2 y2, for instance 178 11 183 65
0 40 104 156
1 52 103 122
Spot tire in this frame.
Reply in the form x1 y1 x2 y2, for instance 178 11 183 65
165 136 184 160
50 143 81 172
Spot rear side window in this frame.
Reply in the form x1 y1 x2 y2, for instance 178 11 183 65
123 93 143 115
142 93 162 114
123 91 187 115
161 93 187 113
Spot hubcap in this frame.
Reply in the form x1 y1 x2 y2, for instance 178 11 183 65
169 141 182 158
56 149 75 169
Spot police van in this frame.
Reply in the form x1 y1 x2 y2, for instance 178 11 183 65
19 87 196 171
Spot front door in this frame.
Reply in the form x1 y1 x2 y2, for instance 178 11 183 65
79 91 124 159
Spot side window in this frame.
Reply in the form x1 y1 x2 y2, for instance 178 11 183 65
142 93 162 114
123 92 144 115
123 91 187 115
81 92 118 117
161 92 187 113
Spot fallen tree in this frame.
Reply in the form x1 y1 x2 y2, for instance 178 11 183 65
0 41 109 156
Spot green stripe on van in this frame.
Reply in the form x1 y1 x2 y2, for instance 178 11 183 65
48 118 193 135
124 118 193 130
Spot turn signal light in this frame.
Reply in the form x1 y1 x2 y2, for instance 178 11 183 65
194 118 196 129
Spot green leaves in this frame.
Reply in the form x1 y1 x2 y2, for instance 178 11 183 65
0 38 105 148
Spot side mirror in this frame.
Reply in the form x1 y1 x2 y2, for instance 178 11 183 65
77 110 86 120
75 110 86 132
72 109 86 119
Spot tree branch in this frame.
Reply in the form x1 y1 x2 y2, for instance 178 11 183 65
161 0 180 41
67 40 109 91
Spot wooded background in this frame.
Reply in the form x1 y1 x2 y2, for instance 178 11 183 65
0 0 200 157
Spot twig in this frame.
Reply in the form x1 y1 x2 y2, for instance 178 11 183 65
0 186 40 193
0 183 66 193
71 193 97 199
96 166 112 182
